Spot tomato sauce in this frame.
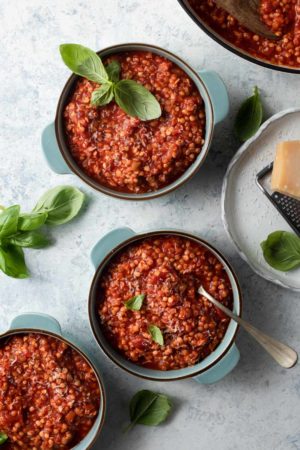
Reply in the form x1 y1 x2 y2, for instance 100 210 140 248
64 51 206 193
98 236 233 371
189 0 300 68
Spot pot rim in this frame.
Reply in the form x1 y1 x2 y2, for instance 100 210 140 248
55 42 214 201
88 229 243 381
0 327 106 450
177 0 300 74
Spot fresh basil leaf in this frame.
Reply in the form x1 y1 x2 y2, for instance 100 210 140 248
0 205 20 238
0 245 28 279
91 83 114 107
106 60 121 83
124 294 145 311
6 231 51 249
148 325 164 346
59 44 108 84
18 212 48 231
235 86 263 142
0 432 8 444
125 390 172 431
114 79 161 121
33 186 85 226
261 231 300 272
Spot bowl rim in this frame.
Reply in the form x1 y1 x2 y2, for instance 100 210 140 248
221 107 300 292
88 229 243 381
0 327 106 450
55 42 214 201
177 0 300 74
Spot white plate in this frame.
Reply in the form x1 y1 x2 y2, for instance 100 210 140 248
222 108 300 292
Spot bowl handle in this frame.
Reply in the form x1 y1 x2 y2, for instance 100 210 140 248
41 123 72 174
91 227 136 269
198 70 229 125
193 343 239 384
10 313 62 336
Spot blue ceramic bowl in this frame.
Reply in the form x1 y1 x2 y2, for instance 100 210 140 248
0 313 106 450
89 228 242 383
42 43 229 200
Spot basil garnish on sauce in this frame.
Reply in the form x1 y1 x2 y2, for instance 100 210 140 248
148 325 164 346
59 43 161 121
124 294 145 311
105 60 121 83
114 80 161 122
0 186 85 279
261 231 300 272
60 43 108 84
125 390 172 432
91 84 114 107
235 86 263 142
0 432 8 445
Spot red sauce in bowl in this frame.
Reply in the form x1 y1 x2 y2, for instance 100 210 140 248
98 236 233 371
0 333 100 450
188 0 300 68
64 51 206 194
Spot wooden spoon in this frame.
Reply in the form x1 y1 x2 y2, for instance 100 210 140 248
214 0 279 40
198 286 298 369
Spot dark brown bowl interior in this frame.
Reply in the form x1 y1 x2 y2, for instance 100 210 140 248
0 328 106 450
89 230 243 381
177 0 300 74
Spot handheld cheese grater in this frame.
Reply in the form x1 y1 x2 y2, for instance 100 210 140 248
256 162 300 237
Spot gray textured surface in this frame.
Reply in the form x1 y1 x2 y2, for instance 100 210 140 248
0 1 299 449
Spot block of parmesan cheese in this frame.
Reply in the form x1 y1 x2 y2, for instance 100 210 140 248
271 141 300 200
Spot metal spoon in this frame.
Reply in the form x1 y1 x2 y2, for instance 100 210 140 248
198 286 298 369
214 0 279 40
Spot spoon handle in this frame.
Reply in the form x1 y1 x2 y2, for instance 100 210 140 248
198 287 298 369
238 321 298 369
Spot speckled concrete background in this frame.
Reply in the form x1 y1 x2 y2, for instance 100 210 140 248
0 1 299 449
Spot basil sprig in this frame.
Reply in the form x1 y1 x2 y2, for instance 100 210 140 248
0 245 28 279
148 325 164 346
125 390 172 432
235 86 263 142
18 212 48 231
59 43 161 121
0 205 20 238
0 432 8 444
0 186 85 279
33 185 84 226
261 231 300 272
124 294 145 311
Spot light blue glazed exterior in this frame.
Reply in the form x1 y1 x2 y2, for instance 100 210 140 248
89 228 241 384
42 43 229 200
42 124 71 175
2 312 106 450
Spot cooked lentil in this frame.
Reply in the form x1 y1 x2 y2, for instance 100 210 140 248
189 0 300 68
64 51 206 193
0 333 100 450
98 236 233 371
